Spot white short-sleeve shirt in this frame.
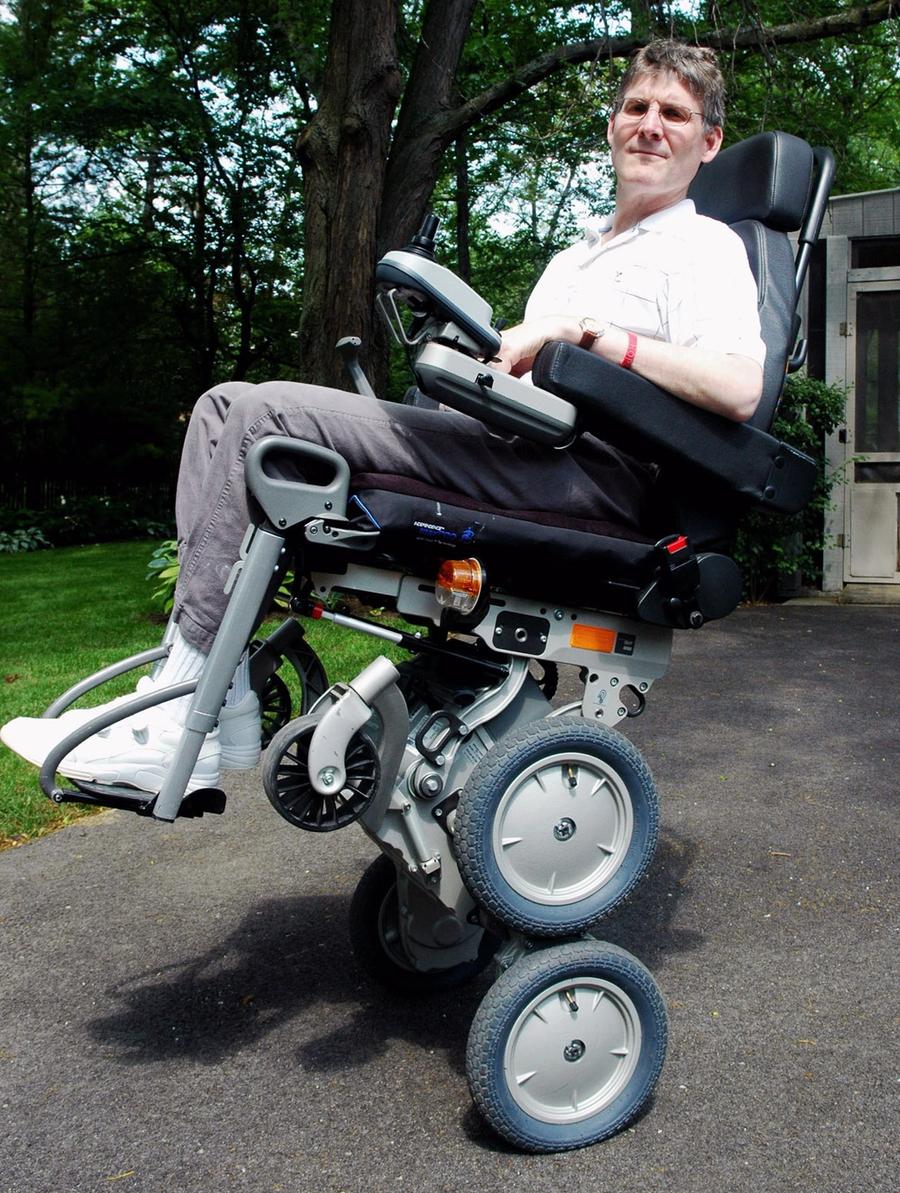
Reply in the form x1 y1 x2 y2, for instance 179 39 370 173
523 199 766 367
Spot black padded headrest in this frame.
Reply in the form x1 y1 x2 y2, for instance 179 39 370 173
688 131 814 232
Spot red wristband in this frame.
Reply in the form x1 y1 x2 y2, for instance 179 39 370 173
620 332 637 369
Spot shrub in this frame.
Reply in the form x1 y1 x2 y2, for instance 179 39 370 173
0 494 173 548
145 540 294 615
146 539 180 613
734 374 847 601
0 526 50 553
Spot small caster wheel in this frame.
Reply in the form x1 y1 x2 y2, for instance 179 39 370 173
263 712 379 831
349 855 497 992
466 940 667 1152
250 622 329 746
455 718 659 936
258 672 292 748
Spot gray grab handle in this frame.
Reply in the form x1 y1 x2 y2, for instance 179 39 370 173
244 437 351 531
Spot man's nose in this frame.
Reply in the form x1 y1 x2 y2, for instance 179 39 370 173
637 102 664 137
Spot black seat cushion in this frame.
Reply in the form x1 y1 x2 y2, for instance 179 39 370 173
349 473 658 610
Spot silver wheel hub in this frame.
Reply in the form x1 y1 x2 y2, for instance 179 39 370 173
553 817 577 842
504 977 641 1123
492 750 634 905
563 1039 586 1062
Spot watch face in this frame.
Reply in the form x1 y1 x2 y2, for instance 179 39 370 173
579 317 604 346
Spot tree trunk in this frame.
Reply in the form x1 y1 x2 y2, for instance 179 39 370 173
377 0 477 256
295 0 401 388
455 130 471 283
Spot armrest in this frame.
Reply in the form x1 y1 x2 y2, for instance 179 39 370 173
532 341 816 515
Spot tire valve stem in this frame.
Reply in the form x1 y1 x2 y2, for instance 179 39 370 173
566 765 578 788
564 989 579 1013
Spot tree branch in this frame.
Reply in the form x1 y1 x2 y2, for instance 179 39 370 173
435 1 899 141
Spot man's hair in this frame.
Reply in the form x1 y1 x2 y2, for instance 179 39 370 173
613 39 726 130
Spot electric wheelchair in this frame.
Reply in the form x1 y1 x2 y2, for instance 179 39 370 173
36 131 833 1152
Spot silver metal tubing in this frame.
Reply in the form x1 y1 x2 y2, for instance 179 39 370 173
40 681 197 802
42 646 170 719
311 606 406 645
152 525 287 821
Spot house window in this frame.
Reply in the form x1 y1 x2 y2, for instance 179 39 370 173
855 289 900 459
852 237 900 269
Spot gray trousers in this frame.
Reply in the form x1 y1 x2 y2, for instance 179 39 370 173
173 381 652 651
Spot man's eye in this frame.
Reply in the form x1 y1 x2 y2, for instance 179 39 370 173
661 106 689 123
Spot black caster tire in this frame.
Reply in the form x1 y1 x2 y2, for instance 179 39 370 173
466 940 667 1152
454 718 659 936
262 712 379 831
349 855 498 993
259 672 292 749
250 625 329 746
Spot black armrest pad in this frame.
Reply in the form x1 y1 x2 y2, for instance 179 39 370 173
532 341 815 515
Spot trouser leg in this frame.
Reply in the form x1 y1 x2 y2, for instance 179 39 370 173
175 381 257 546
172 381 651 652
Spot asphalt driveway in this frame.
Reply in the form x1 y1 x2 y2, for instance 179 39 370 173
1 603 897 1193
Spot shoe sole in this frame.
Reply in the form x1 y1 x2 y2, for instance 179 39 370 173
220 743 261 770
57 757 220 796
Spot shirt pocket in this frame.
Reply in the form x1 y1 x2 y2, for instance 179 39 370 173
606 264 665 340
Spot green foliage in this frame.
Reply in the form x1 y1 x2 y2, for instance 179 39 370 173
0 525 49 553
734 373 847 601
0 495 173 548
0 1 894 529
144 537 295 615
146 538 180 613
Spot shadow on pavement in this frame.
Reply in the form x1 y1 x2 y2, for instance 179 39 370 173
86 829 702 1075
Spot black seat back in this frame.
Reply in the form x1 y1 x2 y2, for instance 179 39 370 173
687 131 829 431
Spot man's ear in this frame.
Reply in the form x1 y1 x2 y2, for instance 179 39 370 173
700 124 724 163
607 115 615 147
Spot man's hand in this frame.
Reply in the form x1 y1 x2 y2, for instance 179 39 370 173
492 316 578 376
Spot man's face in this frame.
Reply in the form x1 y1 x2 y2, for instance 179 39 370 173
607 69 723 208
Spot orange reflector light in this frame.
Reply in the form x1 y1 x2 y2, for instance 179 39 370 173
570 624 616 653
435 558 484 615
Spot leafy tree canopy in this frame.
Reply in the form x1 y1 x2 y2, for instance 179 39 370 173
0 0 896 508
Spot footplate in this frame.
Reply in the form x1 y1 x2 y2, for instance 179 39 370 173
46 780 226 819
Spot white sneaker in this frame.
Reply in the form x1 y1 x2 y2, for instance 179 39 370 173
1 680 260 787
53 677 261 767
2 701 220 796
0 674 165 769
218 692 261 770
54 674 160 728
1 715 74 770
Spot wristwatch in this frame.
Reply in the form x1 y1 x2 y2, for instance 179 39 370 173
578 316 607 349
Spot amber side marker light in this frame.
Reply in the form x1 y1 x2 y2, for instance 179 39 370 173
435 557 484 615
569 623 617 653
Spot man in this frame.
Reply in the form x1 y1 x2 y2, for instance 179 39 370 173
2 39 765 794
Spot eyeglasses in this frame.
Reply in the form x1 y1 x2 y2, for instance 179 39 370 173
617 97 704 126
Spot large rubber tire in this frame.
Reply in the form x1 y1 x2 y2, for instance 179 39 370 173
454 719 659 937
467 940 667 1152
349 855 498 993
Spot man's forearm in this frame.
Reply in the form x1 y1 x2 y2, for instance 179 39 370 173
495 316 763 423
593 327 763 422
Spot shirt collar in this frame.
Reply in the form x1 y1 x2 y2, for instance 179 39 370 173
582 198 697 247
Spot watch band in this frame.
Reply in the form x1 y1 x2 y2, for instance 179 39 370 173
578 317 606 350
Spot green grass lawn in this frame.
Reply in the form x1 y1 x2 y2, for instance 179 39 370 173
0 541 408 847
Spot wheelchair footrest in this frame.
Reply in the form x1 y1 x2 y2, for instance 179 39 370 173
49 780 227 819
